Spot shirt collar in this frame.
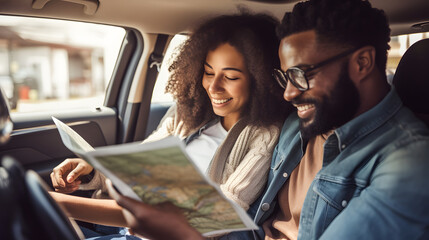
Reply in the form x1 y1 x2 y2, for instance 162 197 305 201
184 118 220 145
299 87 403 152
333 87 402 151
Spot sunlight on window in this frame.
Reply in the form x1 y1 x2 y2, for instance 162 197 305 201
387 32 429 75
0 15 125 112
151 34 188 104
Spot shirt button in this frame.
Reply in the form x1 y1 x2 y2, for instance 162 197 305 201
341 144 346 149
283 172 288 178
342 200 348 207
261 203 270 211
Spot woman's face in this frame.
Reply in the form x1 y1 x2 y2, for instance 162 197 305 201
202 43 251 129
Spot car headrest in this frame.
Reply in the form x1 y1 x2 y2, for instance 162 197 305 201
392 38 429 115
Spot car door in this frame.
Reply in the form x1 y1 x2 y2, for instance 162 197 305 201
0 14 171 185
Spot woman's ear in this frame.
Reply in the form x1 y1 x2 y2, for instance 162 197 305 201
349 46 376 83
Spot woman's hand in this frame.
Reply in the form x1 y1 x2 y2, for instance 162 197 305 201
106 179 203 240
50 158 93 193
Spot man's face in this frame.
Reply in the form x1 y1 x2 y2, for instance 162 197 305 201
279 30 360 139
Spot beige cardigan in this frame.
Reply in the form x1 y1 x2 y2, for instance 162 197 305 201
81 105 281 210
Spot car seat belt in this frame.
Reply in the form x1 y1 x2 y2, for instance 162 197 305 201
206 117 249 183
148 35 168 73
133 34 169 141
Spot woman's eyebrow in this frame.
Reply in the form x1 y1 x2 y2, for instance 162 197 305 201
222 67 242 72
204 62 243 72
204 62 213 69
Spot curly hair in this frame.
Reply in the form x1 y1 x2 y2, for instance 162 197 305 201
166 13 291 131
277 0 391 74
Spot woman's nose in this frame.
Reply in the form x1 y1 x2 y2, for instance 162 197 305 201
209 76 224 93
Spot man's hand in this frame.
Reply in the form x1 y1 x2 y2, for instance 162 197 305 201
50 158 93 193
106 179 204 240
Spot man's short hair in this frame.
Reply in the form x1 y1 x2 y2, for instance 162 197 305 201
277 0 391 73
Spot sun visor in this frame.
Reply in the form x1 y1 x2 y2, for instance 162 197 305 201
32 0 99 15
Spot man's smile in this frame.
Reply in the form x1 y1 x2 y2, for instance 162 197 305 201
294 103 315 119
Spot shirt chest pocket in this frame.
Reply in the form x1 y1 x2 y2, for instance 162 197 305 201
311 176 366 230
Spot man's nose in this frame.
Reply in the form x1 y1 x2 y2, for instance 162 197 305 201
283 81 302 102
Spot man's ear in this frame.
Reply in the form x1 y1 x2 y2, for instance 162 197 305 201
349 46 376 83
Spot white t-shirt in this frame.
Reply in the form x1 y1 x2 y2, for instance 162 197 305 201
185 121 227 173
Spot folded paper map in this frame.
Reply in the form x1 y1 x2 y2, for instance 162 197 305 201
52 117 257 236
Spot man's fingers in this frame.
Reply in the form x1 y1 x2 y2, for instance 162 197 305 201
116 195 144 212
106 179 147 213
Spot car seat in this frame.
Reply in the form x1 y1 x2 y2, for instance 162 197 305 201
392 38 429 126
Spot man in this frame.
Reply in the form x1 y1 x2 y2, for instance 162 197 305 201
254 0 429 239
111 0 429 239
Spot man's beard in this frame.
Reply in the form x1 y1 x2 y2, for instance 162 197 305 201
299 62 360 139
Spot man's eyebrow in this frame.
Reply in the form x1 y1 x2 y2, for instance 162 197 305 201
294 63 311 68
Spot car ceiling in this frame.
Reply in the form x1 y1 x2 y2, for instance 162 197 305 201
1 0 429 36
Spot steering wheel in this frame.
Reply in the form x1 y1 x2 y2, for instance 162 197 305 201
2 157 84 240
0 81 83 239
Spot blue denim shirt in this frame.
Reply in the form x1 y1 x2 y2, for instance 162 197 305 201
250 89 429 240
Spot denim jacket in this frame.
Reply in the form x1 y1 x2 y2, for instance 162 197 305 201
252 89 429 240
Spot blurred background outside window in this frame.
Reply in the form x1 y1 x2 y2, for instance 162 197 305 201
0 15 125 112
387 32 429 83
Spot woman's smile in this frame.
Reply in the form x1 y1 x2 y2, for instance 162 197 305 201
211 97 233 105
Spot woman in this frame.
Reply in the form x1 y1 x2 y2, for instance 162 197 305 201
50 12 291 236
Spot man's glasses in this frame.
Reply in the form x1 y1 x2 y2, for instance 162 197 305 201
273 48 358 91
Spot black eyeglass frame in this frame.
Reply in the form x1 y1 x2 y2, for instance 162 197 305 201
274 47 359 91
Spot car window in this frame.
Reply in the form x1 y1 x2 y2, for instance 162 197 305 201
387 31 429 81
0 15 125 112
151 34 188 104
155 32 428 97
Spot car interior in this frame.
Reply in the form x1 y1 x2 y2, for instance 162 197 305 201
392 38 429 126
0 0 429 239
